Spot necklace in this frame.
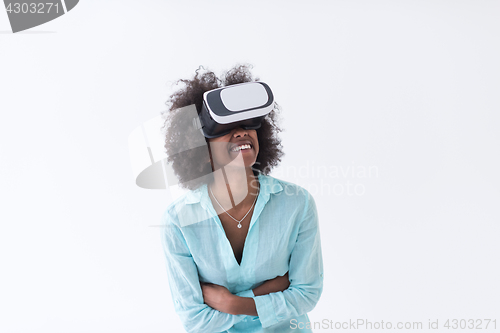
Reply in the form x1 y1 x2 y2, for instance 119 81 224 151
209 183 260 229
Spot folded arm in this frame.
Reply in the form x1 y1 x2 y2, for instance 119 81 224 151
202 272 290 316
242 192 324 327
161 211 247 333
201 192 324 328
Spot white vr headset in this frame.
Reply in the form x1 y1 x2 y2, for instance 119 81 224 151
199 81 275 138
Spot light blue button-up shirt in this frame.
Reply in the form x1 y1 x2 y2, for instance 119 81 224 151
160 172 324 333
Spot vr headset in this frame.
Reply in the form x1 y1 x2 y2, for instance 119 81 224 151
199 82 275 138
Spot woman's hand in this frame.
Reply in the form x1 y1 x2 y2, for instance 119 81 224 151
200 282 236 314
252 272 290 296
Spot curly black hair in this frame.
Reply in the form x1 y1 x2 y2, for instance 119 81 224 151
161 64 284 191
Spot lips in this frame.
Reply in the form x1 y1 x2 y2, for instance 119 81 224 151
229 140 253 152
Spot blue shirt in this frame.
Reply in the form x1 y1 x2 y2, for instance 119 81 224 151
160 172 324 333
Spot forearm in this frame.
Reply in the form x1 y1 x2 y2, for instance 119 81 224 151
229 295 258 316
224 282 285 316
213 278 287 316
252 272 290 296
252 282 278 296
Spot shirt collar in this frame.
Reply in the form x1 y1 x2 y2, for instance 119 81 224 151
184 172 283 205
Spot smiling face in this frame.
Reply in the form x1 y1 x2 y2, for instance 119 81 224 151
207 126 260 171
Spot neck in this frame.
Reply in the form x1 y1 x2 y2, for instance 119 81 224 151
209 167 259 211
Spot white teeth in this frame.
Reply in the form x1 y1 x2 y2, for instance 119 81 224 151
231 144 251 152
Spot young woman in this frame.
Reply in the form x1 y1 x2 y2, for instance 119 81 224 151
161 65 323 332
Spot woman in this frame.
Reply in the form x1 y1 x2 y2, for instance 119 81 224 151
161 65 323 332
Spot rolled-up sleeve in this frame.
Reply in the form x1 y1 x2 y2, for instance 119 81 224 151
160 210 247 333
252 192 324 328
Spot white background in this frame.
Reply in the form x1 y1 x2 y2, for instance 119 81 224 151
1 1 499 332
